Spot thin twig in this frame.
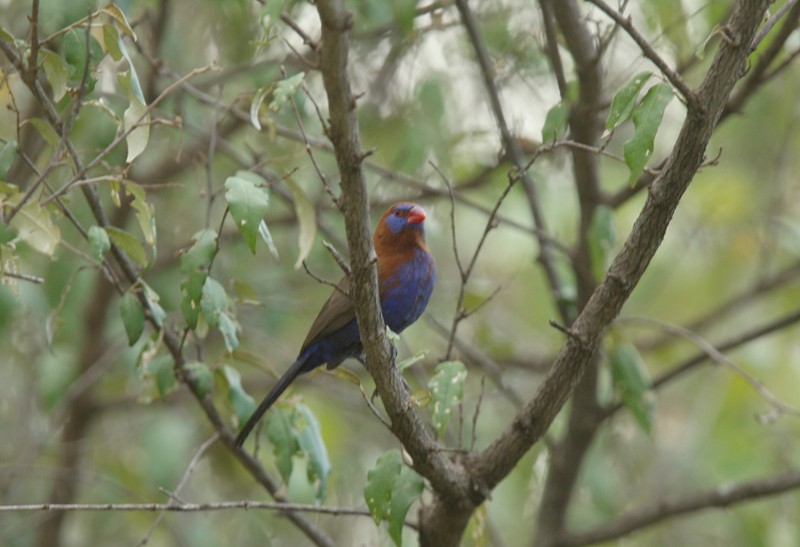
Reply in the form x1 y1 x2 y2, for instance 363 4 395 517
455 0 570 321
322 240 351 276
587 0 698 109
137 433 221 547
0 500 378 517
619 316 800 421
750 0 800 51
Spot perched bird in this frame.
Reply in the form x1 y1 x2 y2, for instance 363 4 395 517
235 202 436 447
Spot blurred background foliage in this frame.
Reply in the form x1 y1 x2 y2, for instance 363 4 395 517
1 0 800 546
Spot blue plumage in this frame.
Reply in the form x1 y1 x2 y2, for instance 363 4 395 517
235 202 435 446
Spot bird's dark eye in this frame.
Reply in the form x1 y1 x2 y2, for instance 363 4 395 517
394 210 403 217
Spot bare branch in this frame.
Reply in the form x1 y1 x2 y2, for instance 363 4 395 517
0 500 379 518
560 468 800 546
619 316 800 421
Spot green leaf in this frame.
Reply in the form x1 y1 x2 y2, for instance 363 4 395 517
28 117 61 148
605 71 652 131
0 221 17 245
0 25 14 43
180 229 218 329
266 408 300 481
217 311 239 353
102 3 137 40
388 465 423 546
609 339 654 433
124 181 156 247
364 450 402 525
224 171 269 254
286 454 316 504
364 450 422 546
184 361 213 398
428 360 467 438
120 291 145 345
148 354 176 397
623 83 673 185
63 28 86 80
0 140 18 180
250 86 270 130
223 365 256 427
269 72 304 112
294 403 331 502
201 277 239 352
88 225 111 261
397 351 427 372
102 23 123 61
62 27 103 88
41 50 69 102
140 280 166 328
541 100 570 143
587 205 616 281
286 178 316 269
8 199 60 256
105 226 148 267
200 277 227 328
119 70 150 163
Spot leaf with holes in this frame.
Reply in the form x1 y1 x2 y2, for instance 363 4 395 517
623 83 673 185
364 450 422 546
269 72 304 112
364 450 402 525
180 229 217 329
428 360 467 438
201 277 227 328
224 171 269 254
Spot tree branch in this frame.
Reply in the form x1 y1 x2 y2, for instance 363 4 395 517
560 468 800 546
471 0 772 492
314 2 481 544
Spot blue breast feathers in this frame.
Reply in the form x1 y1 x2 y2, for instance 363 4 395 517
380 247 437 333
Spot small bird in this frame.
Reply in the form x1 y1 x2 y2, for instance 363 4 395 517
235 202 436 447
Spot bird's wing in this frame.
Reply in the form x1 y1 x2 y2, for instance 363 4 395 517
299 275 355 354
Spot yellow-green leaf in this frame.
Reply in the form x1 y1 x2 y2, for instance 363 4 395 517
9 200 60 256
105 226 148 267
286 178 316 269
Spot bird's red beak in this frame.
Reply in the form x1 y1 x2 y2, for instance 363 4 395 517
407 206 426 224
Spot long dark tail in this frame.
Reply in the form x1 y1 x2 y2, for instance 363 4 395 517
234 357 307 447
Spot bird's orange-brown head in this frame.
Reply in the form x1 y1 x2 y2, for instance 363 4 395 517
374 202 429 258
